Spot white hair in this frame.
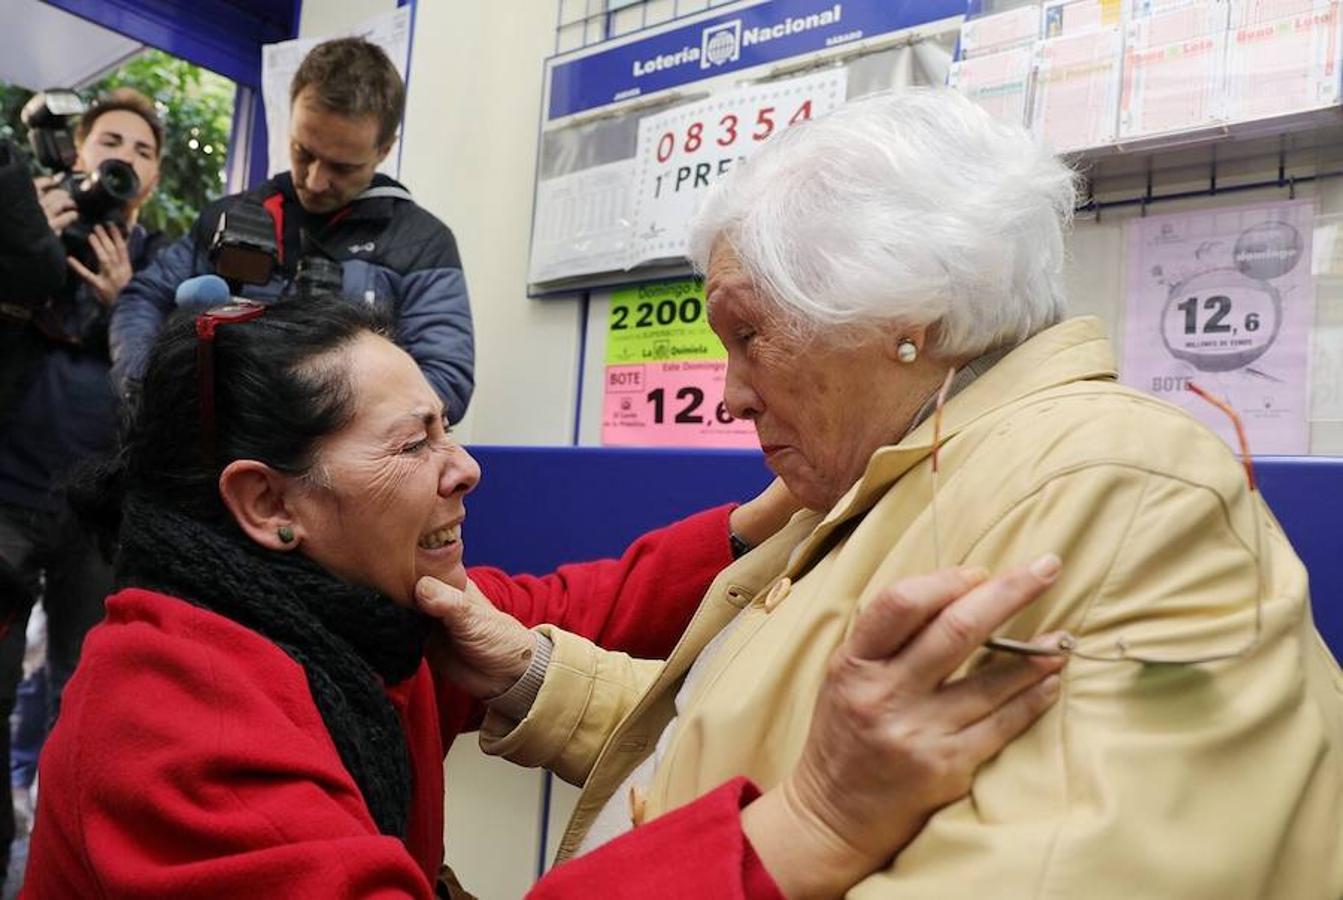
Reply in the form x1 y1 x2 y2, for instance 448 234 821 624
687 88 1078 357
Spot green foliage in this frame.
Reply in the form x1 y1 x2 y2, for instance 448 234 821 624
0 83 32 148
1 49 235 240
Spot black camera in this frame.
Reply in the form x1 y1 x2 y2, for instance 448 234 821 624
293 254 344 300
20 90 141 270
208 199 279 287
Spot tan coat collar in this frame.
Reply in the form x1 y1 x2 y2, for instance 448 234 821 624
784 317 1117 578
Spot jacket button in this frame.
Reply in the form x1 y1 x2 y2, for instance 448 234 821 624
763 577 792 612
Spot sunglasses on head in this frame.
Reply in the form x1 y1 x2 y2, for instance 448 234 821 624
195 301 266 466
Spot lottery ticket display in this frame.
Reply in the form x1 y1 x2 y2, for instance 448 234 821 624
1122 199 1316 454
1032 26 1123 151
959 4 1044 56
1118 6 1229 139
527 160 635 285
1224 0 1341 123
627 70 848 268
949 45 1036 126
952 0 1343 151
600 281 756 448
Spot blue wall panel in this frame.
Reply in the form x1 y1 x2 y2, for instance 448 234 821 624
464 447 1343 658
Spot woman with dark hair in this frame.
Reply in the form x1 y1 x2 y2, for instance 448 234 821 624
22 296 1063 898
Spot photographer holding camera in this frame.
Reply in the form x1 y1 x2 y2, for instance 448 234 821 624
110 37 475 422
0 87 164 887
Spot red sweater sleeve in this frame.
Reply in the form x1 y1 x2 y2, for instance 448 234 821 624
526 778 783 900
439 505 735 743
467 503 734 656
24 596 434 900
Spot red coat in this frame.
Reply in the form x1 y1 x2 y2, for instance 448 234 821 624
22 506 780 899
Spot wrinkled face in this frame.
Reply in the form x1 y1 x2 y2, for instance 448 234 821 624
705 245 916 511
77 109 160 211
288 87 389 214
289 334 479 604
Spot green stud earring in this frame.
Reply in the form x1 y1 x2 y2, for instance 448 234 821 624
277 525 295 544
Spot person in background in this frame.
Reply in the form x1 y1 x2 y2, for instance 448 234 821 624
110 37 474 422
0 87 164 890
22 296 1062 898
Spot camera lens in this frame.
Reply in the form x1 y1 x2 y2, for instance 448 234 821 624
94 159 139 203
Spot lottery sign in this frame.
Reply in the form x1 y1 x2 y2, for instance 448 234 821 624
601 281 758 448
1122 199 1316 454
628 69 848 268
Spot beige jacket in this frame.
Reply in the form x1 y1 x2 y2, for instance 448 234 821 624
483 318 1343 899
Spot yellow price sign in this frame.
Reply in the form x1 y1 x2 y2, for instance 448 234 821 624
605 281 726 366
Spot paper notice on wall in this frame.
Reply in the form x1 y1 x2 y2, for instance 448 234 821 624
1129 0 1232 42
959 5 1042 57
1122 199 1316 454
1310 311 1343 421
627 69 847 269
948 45 1036 128
1118 29 1228 138
261 6 411 179
528 159 634 285
1310 216 1343 422
1225 1 1342 122
1232 0 1330 25
1042 0 1124 37
601 280 757 448
1031 26 1122 151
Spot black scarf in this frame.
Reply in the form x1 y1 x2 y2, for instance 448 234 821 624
116 495 431 838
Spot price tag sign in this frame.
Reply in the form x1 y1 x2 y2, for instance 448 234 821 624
1160 268 1280 371
605 281 723 365
628 68 848 267
601 281 757 448
1122 199 1316 454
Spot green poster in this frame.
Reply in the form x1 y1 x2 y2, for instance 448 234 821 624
605 280 727 365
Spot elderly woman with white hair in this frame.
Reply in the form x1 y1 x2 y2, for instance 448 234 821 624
423 88 1343 898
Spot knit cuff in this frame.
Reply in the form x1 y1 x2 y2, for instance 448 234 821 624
486 631 553 722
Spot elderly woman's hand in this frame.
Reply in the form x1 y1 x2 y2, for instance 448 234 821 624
742 557 1067 899
415 576 536 700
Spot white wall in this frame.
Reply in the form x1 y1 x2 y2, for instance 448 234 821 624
298 0 397 38
399 0 581 449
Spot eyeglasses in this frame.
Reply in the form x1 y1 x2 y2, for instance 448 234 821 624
196 301 266 465
928 370 1266 665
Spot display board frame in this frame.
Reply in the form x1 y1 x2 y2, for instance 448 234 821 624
951 0 1343 162
527 0 964 297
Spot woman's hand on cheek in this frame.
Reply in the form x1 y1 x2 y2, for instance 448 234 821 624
414 576 536 700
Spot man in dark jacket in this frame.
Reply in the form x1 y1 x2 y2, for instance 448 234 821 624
0 140 67 306
0 87 166 887
0 140 67 636
110 38 474 422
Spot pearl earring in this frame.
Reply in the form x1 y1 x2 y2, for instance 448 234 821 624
896 339 918 364
277 525 295 544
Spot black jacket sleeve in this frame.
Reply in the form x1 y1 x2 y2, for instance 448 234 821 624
0 154 67 304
